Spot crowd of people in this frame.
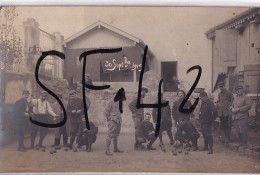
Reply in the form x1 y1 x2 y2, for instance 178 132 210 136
15 79 252 156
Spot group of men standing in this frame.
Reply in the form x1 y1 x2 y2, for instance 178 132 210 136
15 79 252 156
15 87 98 152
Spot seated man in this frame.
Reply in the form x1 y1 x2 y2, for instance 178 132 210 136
135 113 157 150
74 117 98 152
174 117 200 151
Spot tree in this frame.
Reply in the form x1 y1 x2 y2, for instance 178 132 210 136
0 7 23 71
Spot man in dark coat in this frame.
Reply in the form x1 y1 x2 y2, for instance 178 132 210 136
152 93 174 146
199 91 217 154
216 81 233 144
135 113 157 150
174 117 200 151
68 89 91 149
15 90 30 152
75 117 98 152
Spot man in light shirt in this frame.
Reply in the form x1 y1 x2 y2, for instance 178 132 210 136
29 91 57 150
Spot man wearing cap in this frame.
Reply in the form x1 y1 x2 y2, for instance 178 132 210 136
30 91 58 149
104 89 126 155
15 90 30 152
129 87 148 149
152 93 174 146
135 113 157 150
68 89 91 150
232 85 252 149
216 81 234 145
199 91 217 154
52 93 69 149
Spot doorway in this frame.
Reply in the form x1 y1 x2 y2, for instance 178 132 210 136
161 61 178 92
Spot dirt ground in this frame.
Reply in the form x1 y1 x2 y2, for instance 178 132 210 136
0 132 260 173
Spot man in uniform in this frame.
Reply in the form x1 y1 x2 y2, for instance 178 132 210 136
216 81 233 144
74 117 98 152
68 89 91 150
129 87 148 149
104 89 126 156
135 113 157 150
152 93 174 146
15 90 30 152
30 91 58 149
199 91 217 154
232 85 252 149
52 93 69 149
174 116 200 151
172 90 193 126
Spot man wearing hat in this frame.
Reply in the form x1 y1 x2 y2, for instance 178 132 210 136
52 93 69 149
104 88 126 155
231 85 252 149
152 93 174 146
15 90 30 152
129 87 148 149
30 91 58 149
199 91 217 154
216 81 234 145
68 89 91 150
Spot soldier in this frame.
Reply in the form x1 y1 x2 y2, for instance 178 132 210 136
129 87 148 149
174 117 200 151
152 93 174 146
216 81 234 144
30 91 58 149
172 90 193 126
232 85 252 149
199 91 217 154
74 117 98 152
15 90 30 152
68 89 91 150
104 89 126 156
52 93 69 149
135 113 157 150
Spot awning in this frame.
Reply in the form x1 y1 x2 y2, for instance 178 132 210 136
100 47 143 73
213 72 226 92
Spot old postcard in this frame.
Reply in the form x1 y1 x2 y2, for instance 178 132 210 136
0 6 260 173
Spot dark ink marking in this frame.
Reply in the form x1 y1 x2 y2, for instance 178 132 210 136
136 45 168 136
179 65 202 114
79 48 122 129
32 50 66 128
114 88 126 114
155 79 163 137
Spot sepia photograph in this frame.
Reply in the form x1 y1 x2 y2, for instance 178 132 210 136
0 6 260 173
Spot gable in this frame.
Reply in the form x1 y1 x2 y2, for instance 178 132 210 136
65 27 136 49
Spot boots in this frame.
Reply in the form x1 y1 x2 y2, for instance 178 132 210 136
63 137 69 147
86 138 92 152
203 138 208 151
69 135 76 149
105 139 113 156
191 138 198 151
208 136 213 154
113 138 123 153
241 132 248 149
237 133 243 147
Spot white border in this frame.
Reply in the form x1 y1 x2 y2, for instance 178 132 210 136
0 0 260 7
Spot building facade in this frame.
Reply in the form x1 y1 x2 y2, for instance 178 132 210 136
206 8 260 94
